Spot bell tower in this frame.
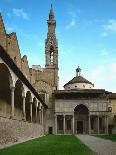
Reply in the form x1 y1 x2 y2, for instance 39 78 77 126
45 4 58 69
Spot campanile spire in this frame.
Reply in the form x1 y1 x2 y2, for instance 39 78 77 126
45 5 58 69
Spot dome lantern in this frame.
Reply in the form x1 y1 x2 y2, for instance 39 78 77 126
76 66 81 76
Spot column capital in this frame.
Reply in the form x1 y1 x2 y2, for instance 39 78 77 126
10 86 15 92
22 95 26 99
30 102 33 105
35 102 38 107
55 114 58 118
63 113 65 117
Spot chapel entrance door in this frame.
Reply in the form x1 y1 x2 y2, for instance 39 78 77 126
48 127 53 134
77 121 83 134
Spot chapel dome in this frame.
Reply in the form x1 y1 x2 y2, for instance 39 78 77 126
64 66 94 90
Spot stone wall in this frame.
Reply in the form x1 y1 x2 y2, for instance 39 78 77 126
44 109 55 134
0 117 44 145
55 99 108 113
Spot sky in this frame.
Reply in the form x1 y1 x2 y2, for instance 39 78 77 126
0 0 116 92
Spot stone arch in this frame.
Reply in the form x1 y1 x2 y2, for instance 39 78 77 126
50 45 54 64
74 104 89 114
0 63 13 117
32 97 37 123
74 104 89 134
74 104 89 113
14 79 24 119
25 91 32 122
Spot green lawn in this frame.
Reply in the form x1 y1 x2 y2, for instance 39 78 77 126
0 135 97 155
94 134 116 142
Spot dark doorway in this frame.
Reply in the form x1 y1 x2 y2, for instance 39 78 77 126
74 104 88 134
77 121 83 134
48 127 53 134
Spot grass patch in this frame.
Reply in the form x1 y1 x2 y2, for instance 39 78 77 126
94 134 116 142
0 135 97 155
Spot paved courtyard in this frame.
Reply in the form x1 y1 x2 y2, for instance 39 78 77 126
77 135 116 155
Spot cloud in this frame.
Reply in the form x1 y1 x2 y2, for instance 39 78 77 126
6 13 11 17
65 7 79 30
5 24 17 32
13 8 29 20
101 32 108 37
104 19 116 32
66 19 76 30
100 19 116 37
67 10 80 18
90 63 116 92
7 26 14 32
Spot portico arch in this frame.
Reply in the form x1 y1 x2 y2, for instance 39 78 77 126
74 104 89 134
14 79 24 119
25 91 32 122
32 97 37 123
0 63 13 117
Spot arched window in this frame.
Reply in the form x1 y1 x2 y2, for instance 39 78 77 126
50 46 54 64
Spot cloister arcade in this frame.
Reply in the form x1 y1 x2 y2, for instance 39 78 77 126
0 58 45 125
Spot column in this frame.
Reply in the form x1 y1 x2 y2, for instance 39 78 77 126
41 107 43 125
97 116 99 134
11 86 15 118
22 96 26 120
35 103 38 123
37 107 39 123
39 108 41 124
30 103 32 122
55 115 57 134
88 114 91 135
72 115 75 134
63 114 65 134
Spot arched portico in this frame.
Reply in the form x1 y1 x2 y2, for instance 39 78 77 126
25 91 32 122
0 63 13 117
32 97 37 123
14 80 24 119
55 104 91 135
74 104 89 134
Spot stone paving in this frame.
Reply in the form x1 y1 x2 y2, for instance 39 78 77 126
76 135 116 155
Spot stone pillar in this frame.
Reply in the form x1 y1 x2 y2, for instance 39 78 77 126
30 103 32 122
105 115 108 134
55 115 57 134
41 107 43 125
39 108 41 124
89 114 91 135
11 86 15 118
37 107 39 123
35 103 38 123
97 116 100 134
72 115 75 134
63 114 65 134
22 96 26 120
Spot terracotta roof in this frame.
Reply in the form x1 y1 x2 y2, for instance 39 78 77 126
54 89 107 94
64 75 93 87
54 89 110 100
